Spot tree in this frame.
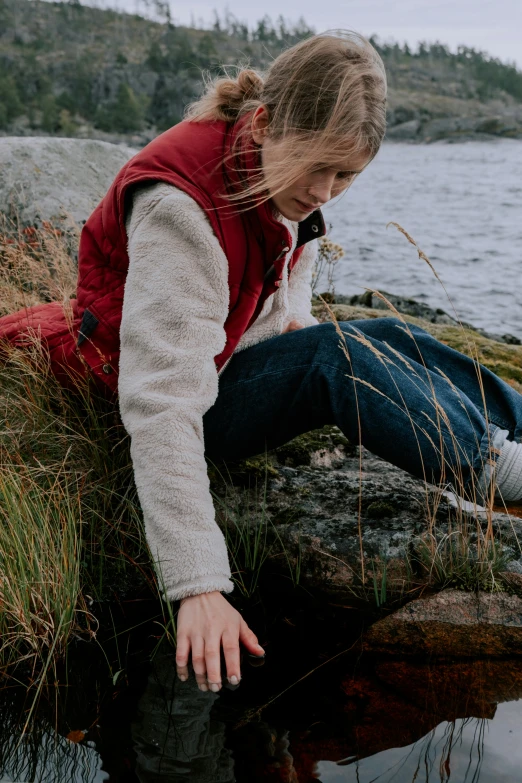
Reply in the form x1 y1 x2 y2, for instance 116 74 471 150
96 83 147 133
40 94 60 132
0 75 23 128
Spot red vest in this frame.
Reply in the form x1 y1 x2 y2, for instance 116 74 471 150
0 119 325 393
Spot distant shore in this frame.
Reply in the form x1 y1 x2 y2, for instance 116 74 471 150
386 109 522 142
2 118 522 150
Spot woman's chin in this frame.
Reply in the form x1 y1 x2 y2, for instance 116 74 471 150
274 199 310 222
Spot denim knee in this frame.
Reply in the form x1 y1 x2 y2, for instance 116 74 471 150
338 316 421 341
312 317 406 360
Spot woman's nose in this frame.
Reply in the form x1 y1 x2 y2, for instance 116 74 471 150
307 174 336 205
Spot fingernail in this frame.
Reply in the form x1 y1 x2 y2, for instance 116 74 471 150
228 675 240 685
178 674 188 682
248 652 265 659
198 683 208 692
209 683 221 693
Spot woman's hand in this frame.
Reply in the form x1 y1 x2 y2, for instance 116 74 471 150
283 319 305 333
175 591 265 692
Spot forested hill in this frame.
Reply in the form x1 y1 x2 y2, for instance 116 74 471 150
1 0 522 144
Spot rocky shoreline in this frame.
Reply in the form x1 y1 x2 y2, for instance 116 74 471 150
3 108 522 150
386 106 522 142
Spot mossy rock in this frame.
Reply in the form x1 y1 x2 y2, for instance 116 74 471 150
275 425 353 467
208 426 353 486
366 500 397 519
273 506 308 525
209 454 279 488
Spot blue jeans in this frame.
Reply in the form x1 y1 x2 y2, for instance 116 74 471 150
203 320 522 501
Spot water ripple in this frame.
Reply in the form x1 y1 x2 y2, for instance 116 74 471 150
323 139 522 337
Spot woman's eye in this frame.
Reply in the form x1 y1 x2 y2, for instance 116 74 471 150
336 171 355 180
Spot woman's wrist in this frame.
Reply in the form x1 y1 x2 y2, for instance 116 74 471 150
180 590 221 605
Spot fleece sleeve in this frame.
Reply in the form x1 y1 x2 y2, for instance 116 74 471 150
118 182 234 602
287 239 320 327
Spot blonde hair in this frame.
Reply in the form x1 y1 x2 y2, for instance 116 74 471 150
186 31 387 203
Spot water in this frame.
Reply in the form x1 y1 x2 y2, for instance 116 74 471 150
323 139 522 338
2 593 522 782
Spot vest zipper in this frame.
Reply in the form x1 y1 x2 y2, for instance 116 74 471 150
218 355 233 377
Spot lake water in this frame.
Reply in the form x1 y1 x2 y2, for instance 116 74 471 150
323 139 522 338
2 595 522 783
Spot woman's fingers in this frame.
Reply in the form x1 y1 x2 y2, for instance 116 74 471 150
239 618 265 657
205 638 223 692
284 319 305 333
191 636 208 692
175 634 190 682
222 631 241 685
175 592 264 692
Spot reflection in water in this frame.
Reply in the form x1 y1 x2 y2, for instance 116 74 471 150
132 651 234 782
318 704 522 782
2 644 522 782
0 732 103 783
130 652 522 783
0 692 104 783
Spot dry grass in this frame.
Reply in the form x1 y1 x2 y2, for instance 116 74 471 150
316 226 521 598
0 338 152 679
0 220 152 679
0 216 77 317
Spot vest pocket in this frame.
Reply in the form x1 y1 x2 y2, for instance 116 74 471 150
77 309 99 346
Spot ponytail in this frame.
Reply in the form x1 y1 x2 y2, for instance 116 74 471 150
185 68 264 122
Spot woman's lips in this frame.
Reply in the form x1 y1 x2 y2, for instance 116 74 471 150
294 198 316 212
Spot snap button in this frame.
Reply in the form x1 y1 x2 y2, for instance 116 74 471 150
102 363 113 374
311 224 319 233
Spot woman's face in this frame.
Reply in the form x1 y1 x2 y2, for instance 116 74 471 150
251 106 372 221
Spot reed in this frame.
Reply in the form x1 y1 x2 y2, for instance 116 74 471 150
0 217 153 676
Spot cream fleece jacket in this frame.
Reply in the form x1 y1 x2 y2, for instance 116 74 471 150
119 182 318 601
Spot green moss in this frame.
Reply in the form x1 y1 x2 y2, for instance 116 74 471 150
275 425 353 467
433 325 522 390
366 501 397 519
209 454 279 488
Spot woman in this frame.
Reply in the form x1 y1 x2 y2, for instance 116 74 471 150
2 31 522 693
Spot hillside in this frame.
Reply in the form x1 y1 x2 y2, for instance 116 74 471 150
0 0 521 144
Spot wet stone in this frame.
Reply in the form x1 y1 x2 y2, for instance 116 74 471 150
364 588 522 657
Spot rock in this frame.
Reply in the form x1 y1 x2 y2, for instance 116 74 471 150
386 119 421 141
475 116 522 138
0 137 137 228
363 589 522 657
344 290 458 325
384 110 522 143
216 413 522 608
340 291 521 345
263 448 433 601
420 114 522 142
218 429 465 603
